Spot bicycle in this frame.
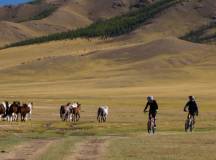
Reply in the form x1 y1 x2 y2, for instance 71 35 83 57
144 111 156 134
184 113 195 132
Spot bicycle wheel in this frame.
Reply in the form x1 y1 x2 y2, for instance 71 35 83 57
185 119 189 132
147 121 151 134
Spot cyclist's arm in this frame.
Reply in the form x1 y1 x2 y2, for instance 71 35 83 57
144 102 149 112
184 102 189 111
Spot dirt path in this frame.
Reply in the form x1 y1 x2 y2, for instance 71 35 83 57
64 137 109 160
0 139 57 160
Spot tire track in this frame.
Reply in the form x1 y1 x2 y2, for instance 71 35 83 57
0 139 57 160
64 137 109 160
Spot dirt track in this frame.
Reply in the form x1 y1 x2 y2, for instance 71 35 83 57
64 137 109 160
0 139 57 160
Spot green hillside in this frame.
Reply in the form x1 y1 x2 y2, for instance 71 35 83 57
5 0 182 48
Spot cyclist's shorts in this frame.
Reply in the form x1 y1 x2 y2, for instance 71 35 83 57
189 112 196 116
149 112 157 118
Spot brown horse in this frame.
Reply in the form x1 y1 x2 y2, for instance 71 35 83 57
60 103 71 121
20 103 30 121
8 101 20 121
70 102 81 122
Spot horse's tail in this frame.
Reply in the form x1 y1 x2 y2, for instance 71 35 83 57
60 106 64 118
97 107 102 120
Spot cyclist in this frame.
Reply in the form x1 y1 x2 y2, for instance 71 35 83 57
184 96 199 124
144 96 158 127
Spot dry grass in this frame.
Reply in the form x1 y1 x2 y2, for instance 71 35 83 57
1 2 216 157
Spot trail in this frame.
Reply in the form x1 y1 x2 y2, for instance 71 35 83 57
0 139 57 160
64 137 109 160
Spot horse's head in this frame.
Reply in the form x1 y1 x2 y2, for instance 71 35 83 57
22 103 28 108
28 102 33 109
77 102 81 108
14 101 20 106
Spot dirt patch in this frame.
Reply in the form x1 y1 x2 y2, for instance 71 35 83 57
0 139 57 160
64 137 109 160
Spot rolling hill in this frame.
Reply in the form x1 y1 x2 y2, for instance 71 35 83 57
0 0 215 100
0 0 153 46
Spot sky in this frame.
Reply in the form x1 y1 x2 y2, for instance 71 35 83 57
0 0 32 6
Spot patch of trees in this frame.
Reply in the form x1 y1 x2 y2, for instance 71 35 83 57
30 6 57 20
5 0 182 48
181 22 216 43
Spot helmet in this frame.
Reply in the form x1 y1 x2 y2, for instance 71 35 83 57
189 96 195 101
147 96 154 102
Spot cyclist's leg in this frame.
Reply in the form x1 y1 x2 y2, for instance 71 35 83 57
148 112 151 121
192 113 195 125
189 112 194 123
187 113 190 120
148 112 152 128
152 112 156 127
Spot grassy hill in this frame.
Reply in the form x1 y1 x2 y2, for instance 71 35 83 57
0 0 150 46
4 0 181 48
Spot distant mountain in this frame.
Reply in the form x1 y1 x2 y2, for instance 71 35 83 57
0 0 153 46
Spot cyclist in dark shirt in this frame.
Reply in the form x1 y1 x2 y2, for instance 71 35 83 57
144 96 158 127
184 96 199 122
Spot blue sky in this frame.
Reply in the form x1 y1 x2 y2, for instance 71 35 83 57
0 0 32 6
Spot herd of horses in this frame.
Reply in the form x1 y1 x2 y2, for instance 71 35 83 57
0 101 33 122
0 101 109 123
59 102 109 123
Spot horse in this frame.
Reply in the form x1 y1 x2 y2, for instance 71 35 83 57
60 103 71 121
27 102 33 120
20 103 31 121
70 102 81 122
0 102 7 120
8 101 20 122
97 106 109 123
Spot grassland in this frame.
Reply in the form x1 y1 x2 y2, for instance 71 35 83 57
0 35 216 159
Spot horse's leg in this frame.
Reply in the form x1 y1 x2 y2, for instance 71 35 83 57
73 114 76 122
76 113 79 121
16 113 19 121
72 114 75 122
25 114 28 121
22 114 25 122
76 113 79 122
9 115 12 122
11 114 13 122
69 113 72 122
75 114 77 122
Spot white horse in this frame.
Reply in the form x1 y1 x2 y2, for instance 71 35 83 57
26 102 33 121
0 102 10 121
97 106 109 122
68 102 80 122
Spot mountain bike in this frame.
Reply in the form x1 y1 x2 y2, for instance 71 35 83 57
145 111 156 134
185 114 195 132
